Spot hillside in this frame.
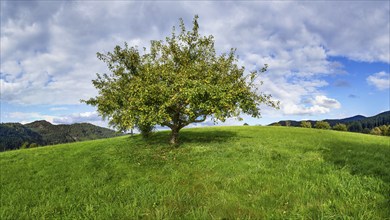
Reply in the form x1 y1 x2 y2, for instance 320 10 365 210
0 123 45 151
1 126 389 219
0 120 121 151
272 110 390 130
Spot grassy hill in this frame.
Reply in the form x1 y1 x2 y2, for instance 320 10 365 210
1 126 389 219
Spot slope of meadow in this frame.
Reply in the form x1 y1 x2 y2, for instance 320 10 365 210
1 126 389 219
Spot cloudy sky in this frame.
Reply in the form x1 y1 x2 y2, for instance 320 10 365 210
1 1 389 128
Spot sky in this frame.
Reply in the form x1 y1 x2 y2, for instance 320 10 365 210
1 0 389 129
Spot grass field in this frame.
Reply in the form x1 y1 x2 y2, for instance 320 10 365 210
1 126 389 219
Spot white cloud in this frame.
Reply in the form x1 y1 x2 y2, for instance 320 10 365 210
302 1 389 63
256 73 335 116
312 95 341 109
282 95 340 115
283 104 330 115
1 1 388 120
49 107 68 111
0 20 46 60
0 61 22 77
53 111 109 128
0 79 28 101
367 71 390 90
7 112 56 124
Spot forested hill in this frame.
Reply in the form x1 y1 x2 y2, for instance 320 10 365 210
0 120 121 151
271 110 390 132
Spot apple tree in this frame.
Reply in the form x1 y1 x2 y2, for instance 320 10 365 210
83 16 278 145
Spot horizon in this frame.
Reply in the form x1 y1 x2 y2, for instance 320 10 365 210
2 110 388 129
1 1 389 128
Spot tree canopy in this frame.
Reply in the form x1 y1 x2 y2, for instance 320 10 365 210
300 121 312 128
83 16 278 144
315 121 331 130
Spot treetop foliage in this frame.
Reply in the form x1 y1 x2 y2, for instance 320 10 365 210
315 121 331 130
333 123 347 131
300 121 312 128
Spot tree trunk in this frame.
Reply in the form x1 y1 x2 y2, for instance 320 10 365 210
169 126 180 145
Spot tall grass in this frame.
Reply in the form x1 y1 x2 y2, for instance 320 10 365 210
1 126 389 219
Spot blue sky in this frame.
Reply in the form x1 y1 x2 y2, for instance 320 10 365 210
1 1 389 128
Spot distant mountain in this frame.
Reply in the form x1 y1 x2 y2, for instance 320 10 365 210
0 123 45 151
270 111 390 132
333 115 367 123
0 121 122 151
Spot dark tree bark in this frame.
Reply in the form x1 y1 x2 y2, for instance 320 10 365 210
169 126 180 145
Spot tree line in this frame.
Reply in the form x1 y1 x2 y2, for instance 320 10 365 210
271 119 390 136
270 111 390 136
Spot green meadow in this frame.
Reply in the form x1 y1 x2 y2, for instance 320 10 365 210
1 126 389 219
